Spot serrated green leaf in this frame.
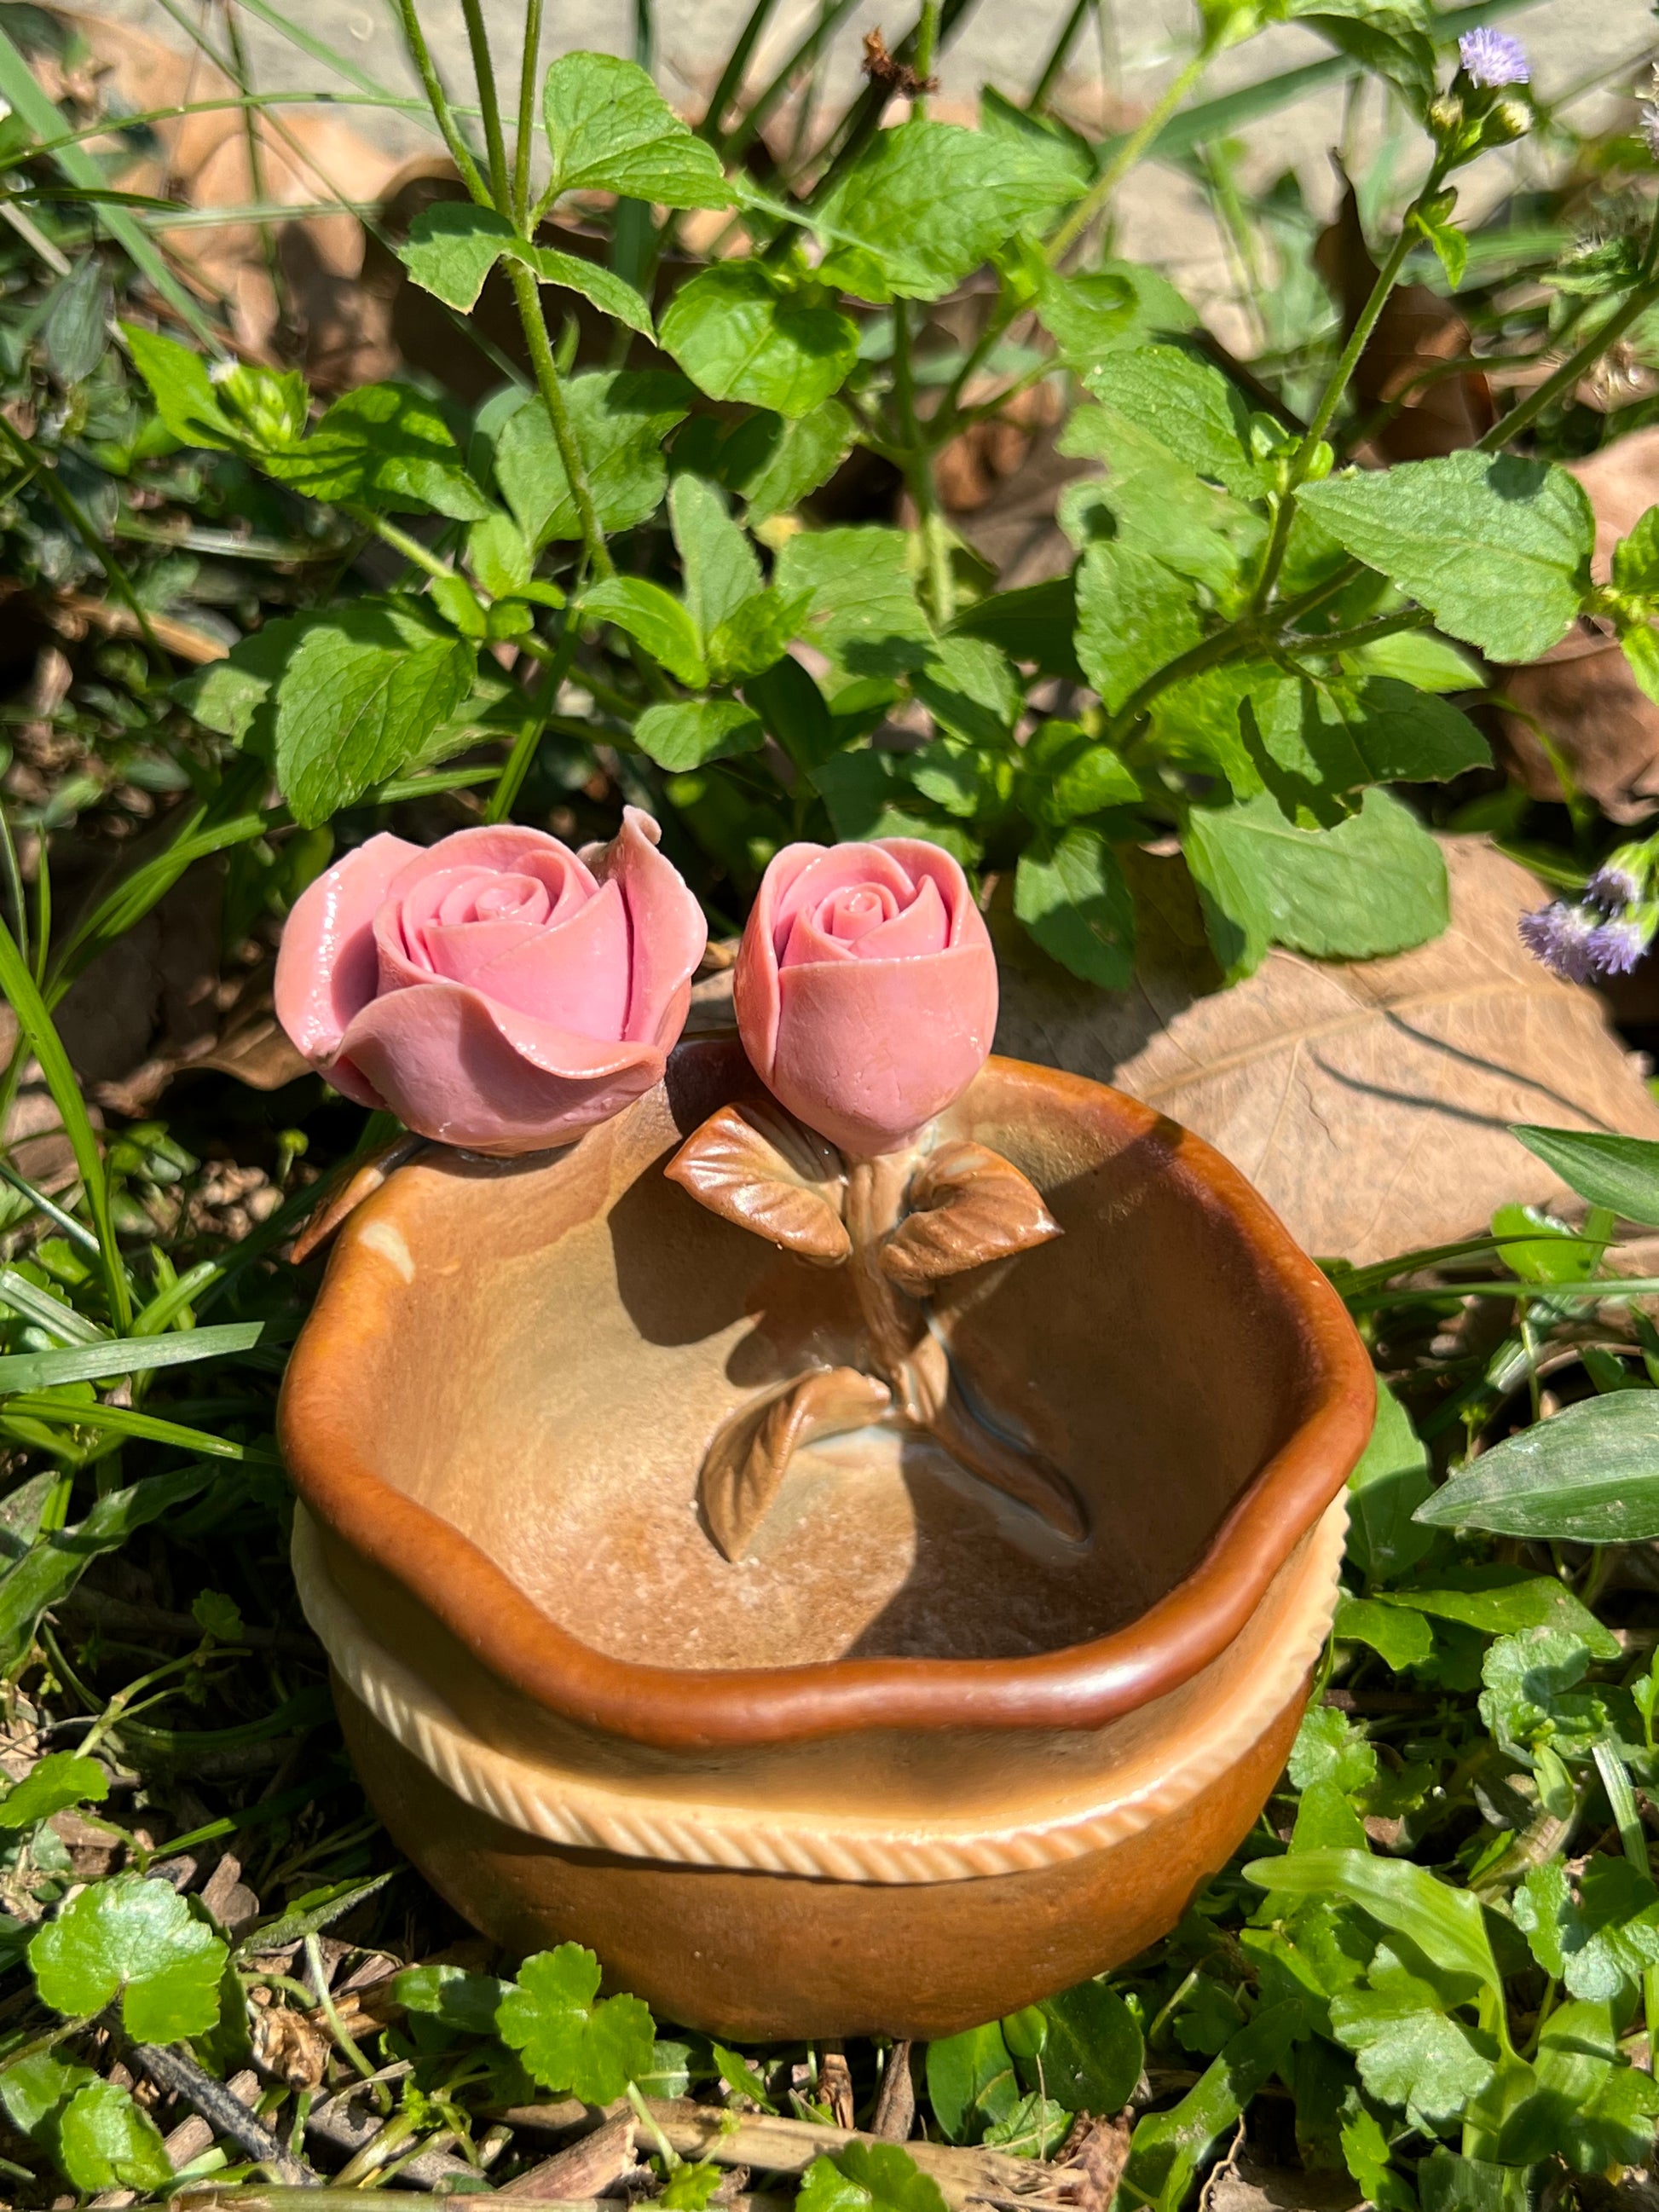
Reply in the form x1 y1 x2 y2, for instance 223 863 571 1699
1415 1391 1659 1543
264 383 491 521
670 474 761 646
983 2092 1072 2158
1298 453 1594 664
494 370 691 548
1075 539 1202 716
775 527 934 679
1613 505 1659 598
1288 1703 1379 1793
1084 343 1263 500
57 2079 172 2193
122 323 238 450
514 245 655 338
1621 620 1659 707
396 202 515 311
799 2142 950 2212
271 598 476 827
1502 1998 1659 2172
1284 0 1435 107
393 1961 514 2033
1183 788 1447 977
1515 1862 1659 2003
810 749 979 862
635 699 766 771
912 635 1020 748
1327 1992 1494 2129
662 263 858 417
1373 1568 1620 1660
31 1874 226 2038
1352 630 1483 692
662 2159 725 2208
543 52 730 208
583 577 708 687
724 400 855 523
744 655 836 772
0 1753 108 1831
1035 257 1197 373
1015 825 1136 988
708 588 809 684
495 1941 656 2101
1021 720 1139 824
815 119 1074 303
0 2049 93 2140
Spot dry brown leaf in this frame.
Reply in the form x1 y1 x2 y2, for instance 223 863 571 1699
1202 2161 1361 2212
882 1139 1061 1295
250 1998 329 2090
1495 427 1659 823
1314 182 1493 461
494 2112 641 2199
699 1366 893 1561
667 1102 851 1266
992 838 1659 1265
1058 2112 1132 2212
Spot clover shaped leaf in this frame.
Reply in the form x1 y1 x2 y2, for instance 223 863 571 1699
29 1874 226 2041
494 1942 655 2102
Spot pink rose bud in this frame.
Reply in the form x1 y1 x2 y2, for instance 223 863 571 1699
735 838 997 1158
274 809 706 1154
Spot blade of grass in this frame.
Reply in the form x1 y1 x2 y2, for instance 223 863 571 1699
0 1325 264 1392
0 1396 271 1459
0 20 219 344
0 1268 107 1344
0 918 130 1329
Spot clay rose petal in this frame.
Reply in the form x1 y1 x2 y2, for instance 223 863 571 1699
766 941 999 1158
275 832 420 1106
338 981 663 1154
468 876 632 1036
584 807 708 1044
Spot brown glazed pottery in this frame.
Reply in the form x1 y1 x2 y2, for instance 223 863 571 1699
280 1039 1374 2040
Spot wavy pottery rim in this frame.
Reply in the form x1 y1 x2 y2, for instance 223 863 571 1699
292 1495 1348 1883
278 1046 1374 1752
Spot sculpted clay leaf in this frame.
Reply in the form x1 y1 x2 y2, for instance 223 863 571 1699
661 264 859 417
882 1141 1061 1296
667 1102 850 1264
542 52 730 208
1298 453 1595 663
495 1942 656 2101
31 1874 227 2039
698 1366 893 1561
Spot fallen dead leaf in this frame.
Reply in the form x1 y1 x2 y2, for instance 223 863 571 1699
991 837 1659 1264
1203 2159 1361 2212
1494 426 1659 823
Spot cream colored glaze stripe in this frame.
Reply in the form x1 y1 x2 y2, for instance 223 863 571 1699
291 1502 1346 1886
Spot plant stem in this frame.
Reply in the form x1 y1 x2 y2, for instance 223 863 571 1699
1027 0 1090 114
511 0 545 223
893 301 955 625
1479 277 1659 453
456 0 512 206
486 618 581 824
1046 41 1210 262
506 260 615 577
389 0 492 205
913 0 941 112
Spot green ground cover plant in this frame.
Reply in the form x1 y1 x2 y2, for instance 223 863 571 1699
12 0 1659 2203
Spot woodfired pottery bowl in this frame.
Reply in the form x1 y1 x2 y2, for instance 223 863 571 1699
279 1039 1374 2040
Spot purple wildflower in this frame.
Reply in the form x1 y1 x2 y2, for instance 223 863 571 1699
1459 27 1529 89
1587 915 1651 975
1589 858 1646 911
1519 901 1600 983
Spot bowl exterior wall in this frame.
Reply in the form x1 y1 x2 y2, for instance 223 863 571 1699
334 1672 1308 2041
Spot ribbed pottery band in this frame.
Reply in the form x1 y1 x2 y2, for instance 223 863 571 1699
292 1500 1347 1885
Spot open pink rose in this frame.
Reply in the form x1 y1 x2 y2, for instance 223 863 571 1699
274 810 706 1154
734 838 997 1158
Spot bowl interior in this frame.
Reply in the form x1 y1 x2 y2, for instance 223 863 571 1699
315 1043 1322 1674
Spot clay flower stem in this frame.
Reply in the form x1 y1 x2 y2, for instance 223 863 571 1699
842 1157 1088 1542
